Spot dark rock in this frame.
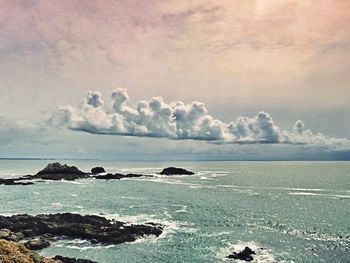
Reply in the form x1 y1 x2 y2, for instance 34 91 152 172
31 162 88 181
227 246 256 261
0 213 163 246
90 239 99 244
159 167 194 175
94 173 123 180
0 178 33 186
24 239 50 250
53 255 98 263
94 173 146 180
91 167 105 174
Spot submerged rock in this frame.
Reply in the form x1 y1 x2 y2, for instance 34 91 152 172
94 173 146 180
0 178 33 185
31 162 88 181
53 255 98 263
159 167 194 175
227 246 256 261
91 167 105 174
0 213 163 246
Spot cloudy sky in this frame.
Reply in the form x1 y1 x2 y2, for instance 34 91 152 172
0 0 349 160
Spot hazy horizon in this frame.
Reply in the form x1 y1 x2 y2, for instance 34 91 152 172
1 0 349 160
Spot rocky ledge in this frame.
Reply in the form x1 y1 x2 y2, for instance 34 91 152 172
227 246 256 261
53 255 98 263
94 173 147 180
0 163 195 185
160 167 195 175
30 162 89 181
0 213 163 248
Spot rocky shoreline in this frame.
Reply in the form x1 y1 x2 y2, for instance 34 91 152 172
0 212 163 263
0 163 195 262
0 162 195 185
0 163 260 262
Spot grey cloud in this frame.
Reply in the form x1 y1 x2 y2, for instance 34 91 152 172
50 89 349 146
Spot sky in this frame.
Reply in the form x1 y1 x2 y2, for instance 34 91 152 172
0 0 349 160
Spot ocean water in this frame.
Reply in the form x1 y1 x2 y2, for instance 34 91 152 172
0 160 349 263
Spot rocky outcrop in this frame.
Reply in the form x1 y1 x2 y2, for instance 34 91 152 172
0 213 163 247
90 167 105 174
0 163 195 185
0 239 60 263
30 163 88 181
227 246 256 261
159 167 194 175
24 239 50 250
0 178 33 185
53 255 98 263
94 173 147 180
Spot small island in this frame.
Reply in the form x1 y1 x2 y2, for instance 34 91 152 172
0 162 195 185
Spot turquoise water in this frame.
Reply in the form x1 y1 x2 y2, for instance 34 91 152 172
0 161 349 262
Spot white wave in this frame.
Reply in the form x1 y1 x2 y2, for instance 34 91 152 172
51 202 64 207
263 186 350 193
174 205 188 213
289 192 350 199
51 238 116 250
202 231 231 237
98 211 197 242
219 241 276 263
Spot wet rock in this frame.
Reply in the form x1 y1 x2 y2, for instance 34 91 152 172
0 178 33 185
94 173 145 180
25 239 50 250
94 173 123 180
159 167 194 175
91 167 105 174
227 246 256 261
53 255 98 263
0 213 163 246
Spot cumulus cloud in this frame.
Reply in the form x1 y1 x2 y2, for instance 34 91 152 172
50 89 349 146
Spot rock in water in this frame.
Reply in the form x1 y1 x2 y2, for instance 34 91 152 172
0 213 163 246
25 239 50 250
32 162 88 180
0 178 33 185
94 173 145 180
91 167 105 174
159 167 194 175
53 255 98 263
227 246 256 261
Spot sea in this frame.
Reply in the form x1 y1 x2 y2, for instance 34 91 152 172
0 160 349 263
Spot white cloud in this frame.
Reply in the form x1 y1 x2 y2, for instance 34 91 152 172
50 89 349 146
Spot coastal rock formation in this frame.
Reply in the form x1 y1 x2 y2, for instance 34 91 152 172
0 178 33 186
24 239 50 250
53 255 98 263
0 239 60 263
0 213 163 247
94 173 146 180
0 163 195 185
160 167 194 175
227 246 256 261
91 167 105 174
31 162 88 181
